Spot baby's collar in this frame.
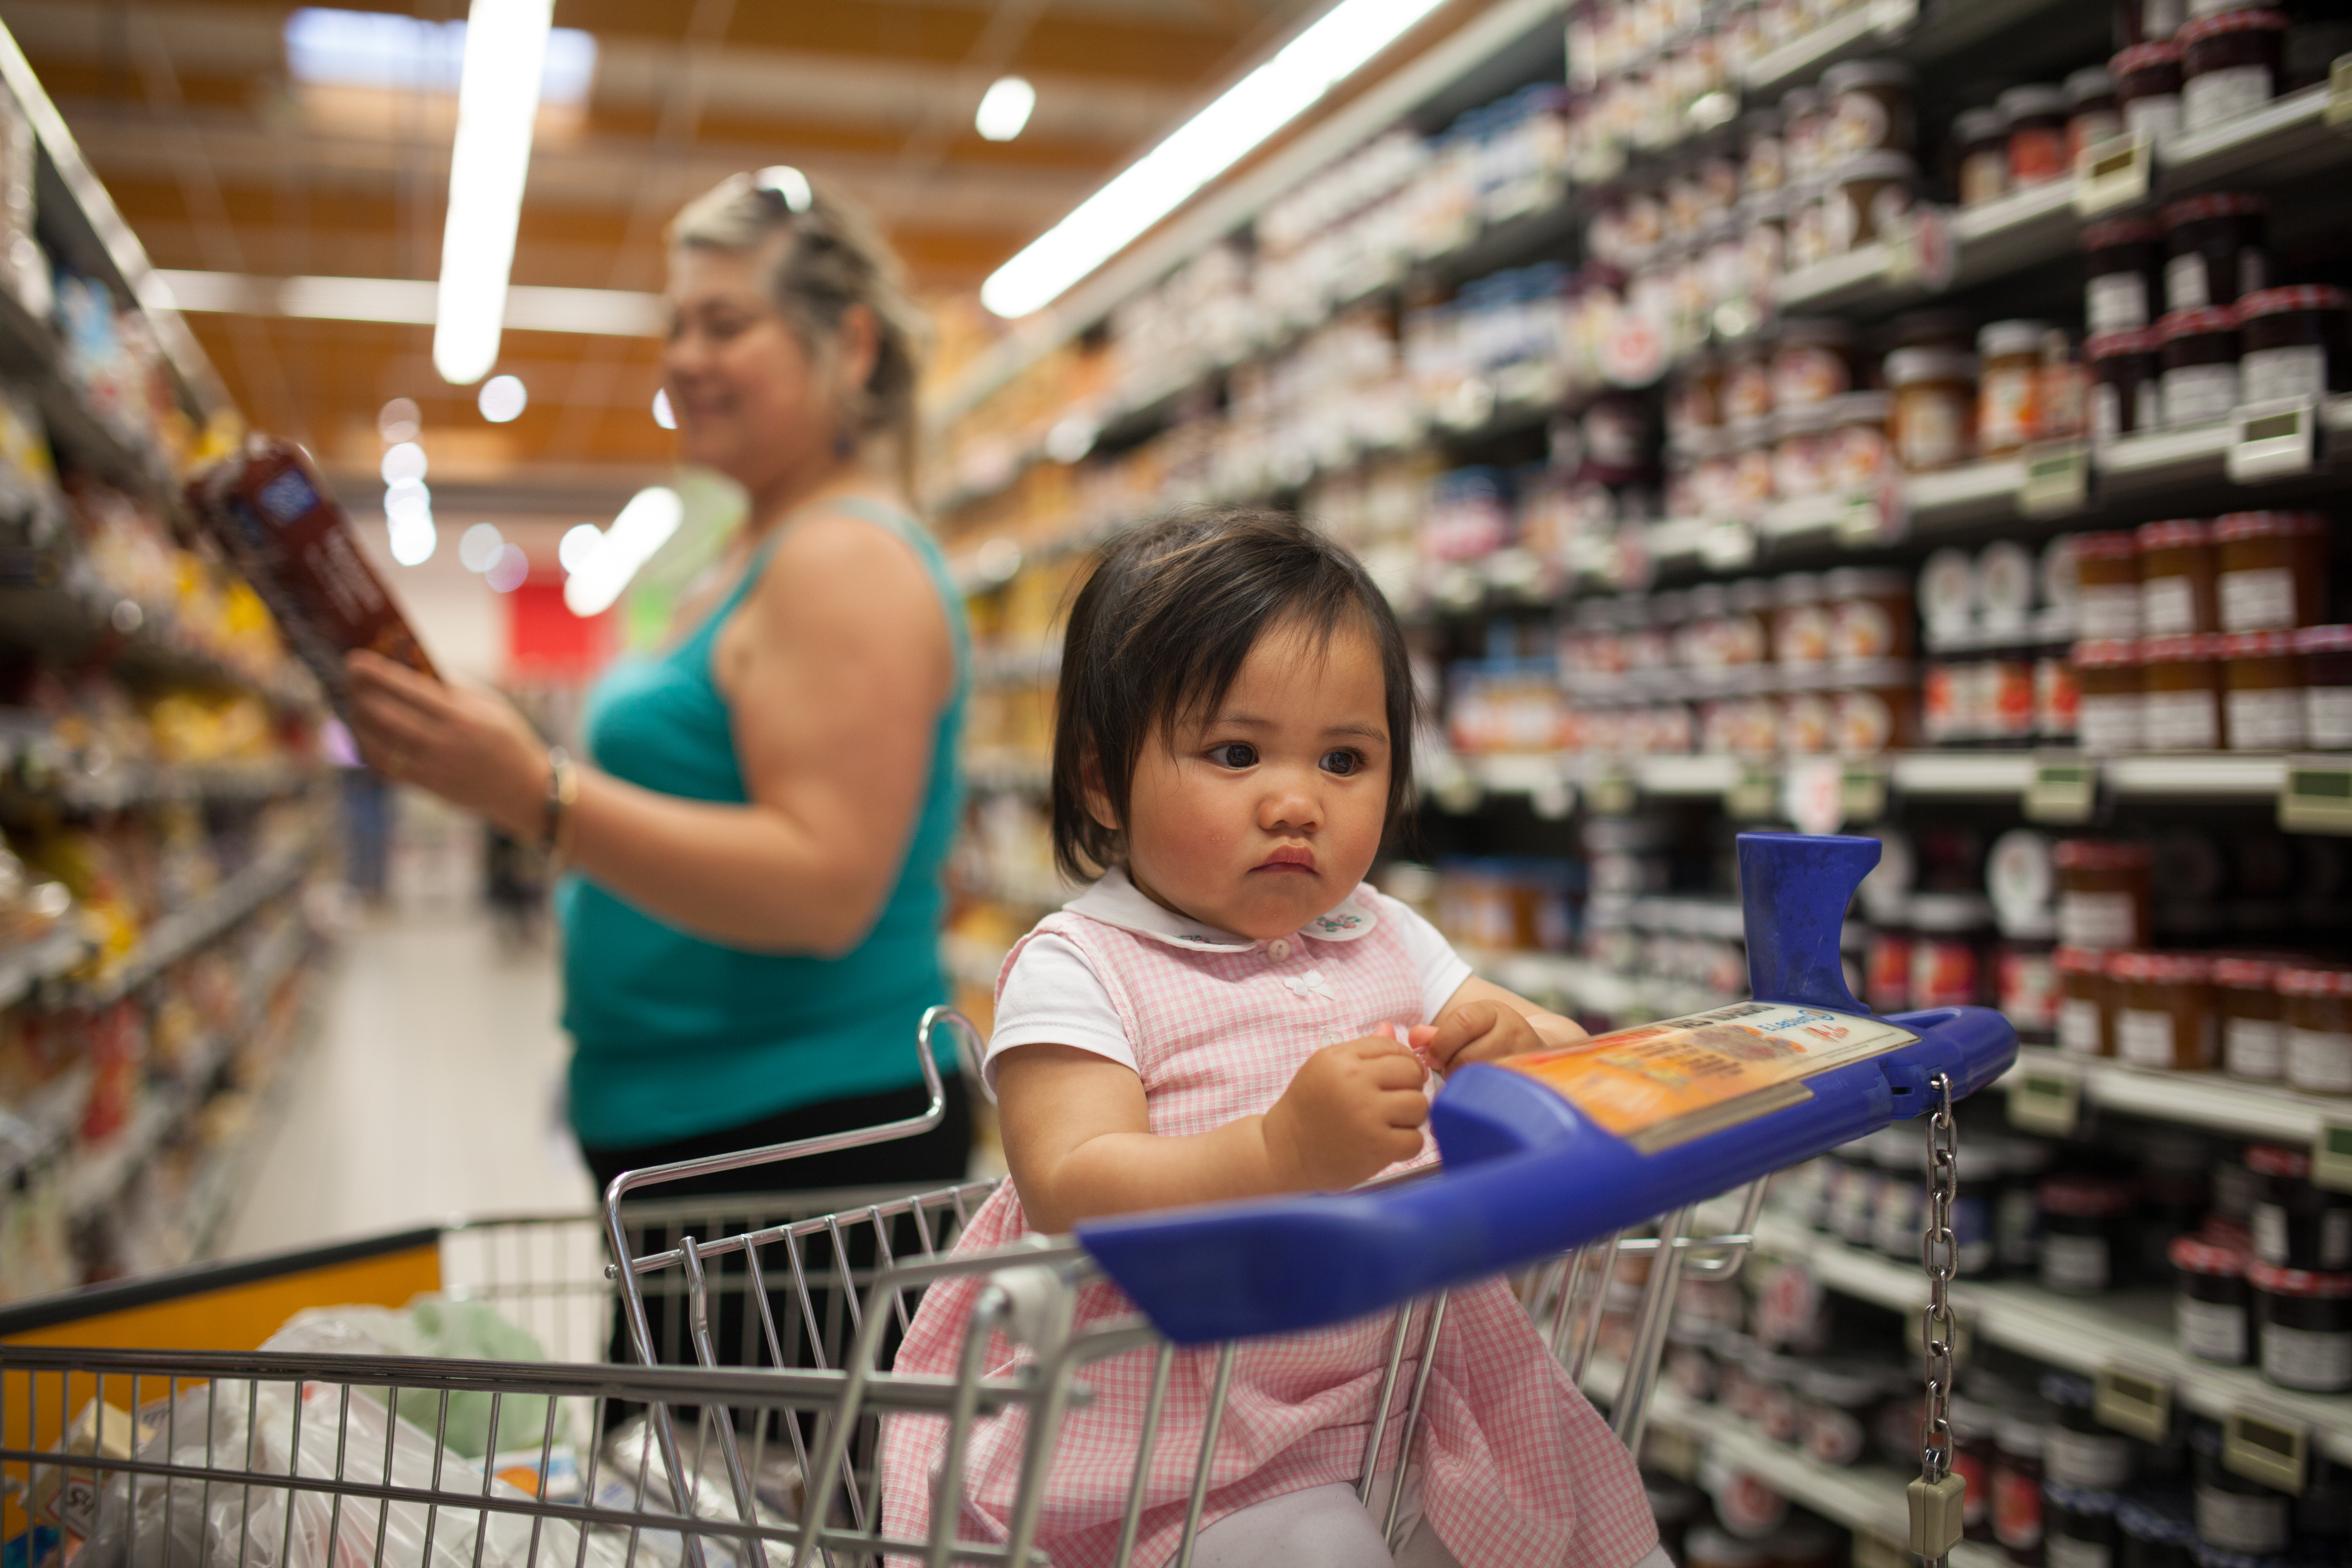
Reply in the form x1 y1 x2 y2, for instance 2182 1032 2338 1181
1063 865 1380 952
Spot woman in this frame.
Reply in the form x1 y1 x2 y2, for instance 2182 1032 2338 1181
346 169 972 1252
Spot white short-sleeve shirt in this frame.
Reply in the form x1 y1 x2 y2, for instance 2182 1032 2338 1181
981 867 1474 1093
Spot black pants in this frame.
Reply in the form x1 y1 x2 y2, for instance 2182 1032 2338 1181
584 1076 973 1383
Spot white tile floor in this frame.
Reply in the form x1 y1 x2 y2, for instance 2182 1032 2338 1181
222 903 596 1260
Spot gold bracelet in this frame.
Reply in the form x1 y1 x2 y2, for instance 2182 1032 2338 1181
542 747 580 868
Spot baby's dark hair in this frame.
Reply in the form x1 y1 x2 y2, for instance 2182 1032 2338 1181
1050 508 1417 882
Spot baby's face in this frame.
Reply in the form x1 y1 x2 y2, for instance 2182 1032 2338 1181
1111 615 1393 940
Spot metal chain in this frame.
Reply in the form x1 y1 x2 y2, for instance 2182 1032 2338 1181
1919 1072 1959 1485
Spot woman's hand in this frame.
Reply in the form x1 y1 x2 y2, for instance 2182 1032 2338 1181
344 651 548 839
1261 1035 1430 1191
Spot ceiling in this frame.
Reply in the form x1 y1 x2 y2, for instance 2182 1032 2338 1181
1 0 1317 511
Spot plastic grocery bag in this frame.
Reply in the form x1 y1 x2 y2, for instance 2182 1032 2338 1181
267 1298 556 1459
588 1417 797 1568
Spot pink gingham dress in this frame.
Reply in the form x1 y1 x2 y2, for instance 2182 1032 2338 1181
879 874 1657 1568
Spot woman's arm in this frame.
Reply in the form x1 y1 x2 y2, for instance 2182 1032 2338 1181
346 506 953 955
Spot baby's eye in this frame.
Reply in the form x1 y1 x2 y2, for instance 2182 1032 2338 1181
1208 742 1258 768
1322 749 1362 776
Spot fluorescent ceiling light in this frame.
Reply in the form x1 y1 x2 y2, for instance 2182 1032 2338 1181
980 0 1448 319
478 374 527 422
435 0 556 385
565 486 683 616
152 270 663 336
558 523 603 574
651 388 676 429
284 8 596 106
975 76 1036 142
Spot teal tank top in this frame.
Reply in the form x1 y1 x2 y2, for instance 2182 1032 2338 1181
558 497 968 1148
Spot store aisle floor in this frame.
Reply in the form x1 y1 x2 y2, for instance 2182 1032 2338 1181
222 904 594 1259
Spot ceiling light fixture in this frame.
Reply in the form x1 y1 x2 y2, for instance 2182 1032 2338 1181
980 0 1447 320
975 76 1036 142
651 388 676 430
434 0 556 385
565 486 683 616
477 373 527 422
459 522 507 573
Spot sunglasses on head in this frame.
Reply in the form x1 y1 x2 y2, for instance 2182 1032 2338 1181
722 165 813 214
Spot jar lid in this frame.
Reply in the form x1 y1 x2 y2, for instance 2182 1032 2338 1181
2041 1176 2136 1217
1822 57 1916 94
2071 637 2142 668
2178 8 2292 42
2138 632 2222 662
1883 346 1977 386
1774 571 1825 605
2040 1369 2097 1409
2106 949 2214 982
2065 65 2116 104
1828 389 1891 422
1834 150 1921 183
2244 1142 2312 1176
2158 306 2241 340
2116 1501 2198 1545
2169 1233 2248 1275
1823 565 1910 596
1909 891 1994 932
2218 629 2298 658
2295 624 2352 653
2085 327 2161 360
1997 83 2070 119
2246 1261 2352 1297
2055 944 2108 974
2054 837 2149 869
2073 529 2142 561
2083 216 2162 250
1775 315 1856 347
1953 105 2009 141
2161 192 2267 227
1979 319 2052 360
2137 518 2213 549
2212 955 2279 986
2214 509 2328 541
2112 40 2185 73
2236 284 2352 319
2277 964 2352 996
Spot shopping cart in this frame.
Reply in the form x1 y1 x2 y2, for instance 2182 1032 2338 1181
0 832 2016 1568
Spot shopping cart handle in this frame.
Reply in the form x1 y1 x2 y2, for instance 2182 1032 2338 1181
1075 833 2018 1345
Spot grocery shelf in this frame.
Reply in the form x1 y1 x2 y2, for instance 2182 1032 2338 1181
0 576 318 710
0 1059 94 1185
2001 1045 2352 1145
7 758 320 813
0 925 93 1011
76 839 315 1007
1465 947 1736 1022
964 749 1051 794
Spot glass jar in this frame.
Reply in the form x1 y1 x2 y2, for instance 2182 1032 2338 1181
2220 629 2303 749
2084 217 2164 335
2236 284 2352 405
1773 571 1831 667
2000 83 2072 187
2086 328 2164 443
1743 107 1788 196
1978 318 2051 458
1955 104 2011 206
1723 335 1774 421
1992 1416 2048 1559
1770 402 1834 498
2115 1500 2198 1568
2247 1141 2352 1270
1822 57 1916 157
1771 317 1856 407
2058 944 2111 1055
2300 624 2352 747
2114 41 2187 145
2158 307 2244 427
2162 192 2267 311
2075 530 2143 639
2140 632 2225 749
1887 347 1977 471
2137 518 2218 635
1825 150 1918 253
2215 956 2285 1078
2109 949 2218 1069
2067 65 2123 163
1908 892 1990 1008
2281 965 2352 1095
2046 1484 2120 1568
1831 681 1915 756
2056 839 2152 949
2192 1425 2294 1555
1795 1362 1885 1466
2215 510 2329 631
1730 417 1776 516
2001 941 2062 1041
1780 83 1832 181
2248 1260 2352 1392
2042 1176 2136 1293
2038 653 2081 740
1825 566 1913 662
2044 1371 2135 1491
2074 639 2144 753
2179 8 2289 133
1823 390 1891 492
2171 1234 2253 1364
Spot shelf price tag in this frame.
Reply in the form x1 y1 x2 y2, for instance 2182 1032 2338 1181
2228 396 2320 483
2330 52 2352 127
1883 205 1956 293
2280 755 2352 835
1529 775 1577 822
2008 1062 2083 1137
2074 133 2153 217
1782 756 1845 835
1699 519 1759 571
1589 769 1638 817
1842 760 1890 824
1640 1423 1700 1480
2018 441 2092 518
2094 1364 2172 1442
1726 762 1780 821
2223 1407 2308 1495
2025 755 2100 824
2313 1121 2352 1194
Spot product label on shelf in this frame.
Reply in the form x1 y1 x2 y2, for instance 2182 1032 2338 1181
2239 345 2326 406
2315 1122 2352 1194
2086 272 2151 334
2019 441 2092 518
2047 1425 2134 1488
2163 364 2241 427
2223 1407 2308 1493
2253 1201 2290 1264
2221 567 2297 632
2076 132 2153 217
2225 1016 2285 1079
2058 890 2135 949
2182 65 2272 134
2142 690 2221 750
2047 1537 2112 1568
2259 1321 2352 1391
2229 397 2319 483
2041 1231 2111 1293
2115 1006 2179 1068
2312 690 2352 750
2285 1026 2352 1094
2177 1295 2249 1363
2167 252 2212 312
2195 1488 2290 1554
2058 998 2104 1055
2141 576 2197 636
1504 1000 1918 1153
2226 689 2304 750
2077 585 2142 640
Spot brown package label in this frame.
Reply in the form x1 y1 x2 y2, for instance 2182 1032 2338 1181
185 435 436 714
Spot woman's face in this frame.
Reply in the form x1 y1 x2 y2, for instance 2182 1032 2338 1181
661 245 830 494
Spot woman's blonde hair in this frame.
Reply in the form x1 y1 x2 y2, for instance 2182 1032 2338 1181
667 168 931 492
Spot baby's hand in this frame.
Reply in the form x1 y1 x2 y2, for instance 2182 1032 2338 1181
1264 1035 1429 1192
1410 1001 1560 1075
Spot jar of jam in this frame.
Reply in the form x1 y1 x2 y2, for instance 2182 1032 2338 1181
2087 328 2164 441
2047 1483 2122 1568
2074 639 2145 753
2158 307 2243 426
2075 530 2143 640
2248 1261 2352 1391
2141 632 2225 749
1773 571 1831 666
1824 390 1891 492
1771 402 1834 498
1826 150 1919 253
1781 84 1833 180
1771 317 1856 407
1994 83 2069 187
2220 630 2303 748
2236 284 2352 405
2041 1176 2136 1292
2114 41 2187 145
2162 193 2266 311
1723 335 1775 421
2056 839 2152 949
2058 944 2112 1055
1825 566 1913 662
1887 347 1977 471
2247 1142 2352 1270
1743 107 1787 196
1978 319 2051 458
1992 1416 2048 1560
1910 892 1990 1008
1795 1362 1885 1466
2192 1424 2294 1555
2115 1500 2198 1568
2301 624 2352 747
2044 1371 2135 1490
2281 965 2352 1095
2138 518 2218 635
2216 957 2285 1078
2179 9 2289 132
1955 105 2012 206
2038 653 2081 740
2109 949 2218 1069
2084 218 2164 334
2067 65 2123 163
1821 57 1916 158
2171 1234 2253 1364
2215 510 2328 631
